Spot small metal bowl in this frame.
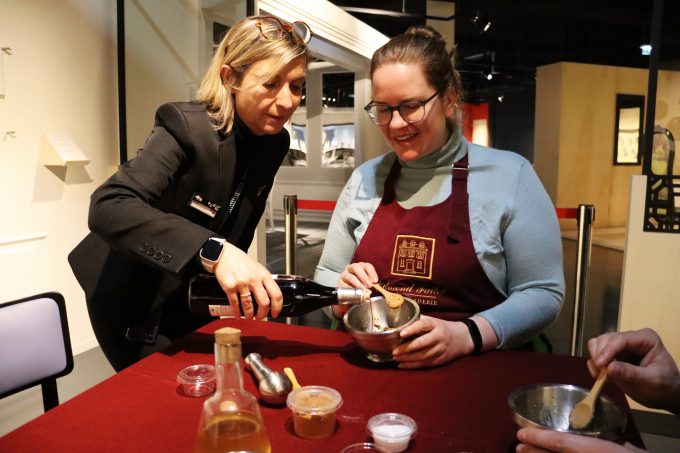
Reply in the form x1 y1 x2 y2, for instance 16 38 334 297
508 383 627 440
343 296 420 362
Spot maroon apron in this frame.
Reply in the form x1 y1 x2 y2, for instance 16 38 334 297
352 153 505 321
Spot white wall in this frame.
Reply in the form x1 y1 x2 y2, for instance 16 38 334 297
0 0 117 354
620 175 680 412
125 0 207 156
427 1 455 47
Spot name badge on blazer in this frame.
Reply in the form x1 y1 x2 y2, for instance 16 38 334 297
189 193 221 219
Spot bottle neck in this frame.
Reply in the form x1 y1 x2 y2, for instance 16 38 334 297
335 287 370 305
214 341 244 391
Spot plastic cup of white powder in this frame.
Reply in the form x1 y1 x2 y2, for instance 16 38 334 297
367 413 417 453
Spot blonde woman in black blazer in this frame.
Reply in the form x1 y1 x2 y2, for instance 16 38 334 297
70 16 311 371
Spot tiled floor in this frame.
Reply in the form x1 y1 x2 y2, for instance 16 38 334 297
2 221 679 451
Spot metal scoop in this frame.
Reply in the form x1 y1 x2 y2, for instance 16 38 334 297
244 353 292 405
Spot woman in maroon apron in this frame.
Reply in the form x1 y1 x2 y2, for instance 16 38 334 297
316 26 564 368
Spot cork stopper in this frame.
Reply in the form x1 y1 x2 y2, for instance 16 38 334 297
215 327 241 345
214 327 241 364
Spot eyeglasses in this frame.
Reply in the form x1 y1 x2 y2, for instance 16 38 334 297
364 90 442 126
256 16 313 45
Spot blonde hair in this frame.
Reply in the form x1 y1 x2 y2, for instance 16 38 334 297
196 16 310 132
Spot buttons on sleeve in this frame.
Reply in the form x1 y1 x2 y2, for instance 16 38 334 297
138 243 172 263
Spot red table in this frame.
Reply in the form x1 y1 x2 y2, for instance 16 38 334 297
0 319 642 452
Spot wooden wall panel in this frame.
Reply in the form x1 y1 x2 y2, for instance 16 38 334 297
535 63 647 228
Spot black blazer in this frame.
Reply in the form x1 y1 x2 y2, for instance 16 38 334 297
69 102 288 349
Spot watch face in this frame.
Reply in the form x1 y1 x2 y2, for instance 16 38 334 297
201 239 224 261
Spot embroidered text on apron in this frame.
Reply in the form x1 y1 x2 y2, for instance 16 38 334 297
352 153 505 321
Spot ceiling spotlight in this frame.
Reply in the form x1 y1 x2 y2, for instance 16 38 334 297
640 44 652 56
485 65 496 81
497 95 504 102
471 10 491 33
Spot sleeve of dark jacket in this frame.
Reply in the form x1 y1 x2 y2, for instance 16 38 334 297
88 103 214 275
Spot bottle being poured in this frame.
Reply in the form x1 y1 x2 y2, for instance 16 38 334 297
189 274 370 318
194 327 271 453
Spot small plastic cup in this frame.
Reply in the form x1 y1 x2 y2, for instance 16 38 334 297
286 385 343 439
341 442 388 452
367 413 417 453
176 364 216 397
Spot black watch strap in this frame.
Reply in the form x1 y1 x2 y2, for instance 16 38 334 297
460 318 483 355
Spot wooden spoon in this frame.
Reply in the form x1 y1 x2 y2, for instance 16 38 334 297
373 283 405 309
283 367 301 390
569 367 608 429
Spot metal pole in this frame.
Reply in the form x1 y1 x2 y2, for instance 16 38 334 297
284 195 298 275
283 195 298 325
116 0 128 164
570 204 595 356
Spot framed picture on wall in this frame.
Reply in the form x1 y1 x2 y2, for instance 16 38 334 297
613 94 645 165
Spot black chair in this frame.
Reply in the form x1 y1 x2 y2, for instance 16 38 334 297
0 292 74 412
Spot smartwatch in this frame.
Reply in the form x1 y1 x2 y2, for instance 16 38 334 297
200 237 226 273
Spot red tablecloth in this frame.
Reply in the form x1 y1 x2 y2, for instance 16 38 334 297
0 319 643 452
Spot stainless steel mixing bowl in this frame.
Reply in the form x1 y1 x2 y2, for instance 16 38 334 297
343 296 420 362
508 383 627 440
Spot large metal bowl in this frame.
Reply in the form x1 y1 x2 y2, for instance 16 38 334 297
508 383 627 440
343 296 420 363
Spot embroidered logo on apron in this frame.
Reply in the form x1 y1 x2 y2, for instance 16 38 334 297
390 235 436 279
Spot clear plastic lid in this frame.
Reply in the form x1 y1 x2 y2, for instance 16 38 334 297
176 364 216 397
286 385 343 414
367 412 417 439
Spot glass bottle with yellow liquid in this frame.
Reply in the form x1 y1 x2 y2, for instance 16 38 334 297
194 327 271 453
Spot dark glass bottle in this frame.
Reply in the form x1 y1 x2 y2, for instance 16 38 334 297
189 274 370 317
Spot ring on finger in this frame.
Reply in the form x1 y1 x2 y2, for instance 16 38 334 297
239 291 252 299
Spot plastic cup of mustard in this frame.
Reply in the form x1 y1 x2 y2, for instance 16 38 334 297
286 385 343 439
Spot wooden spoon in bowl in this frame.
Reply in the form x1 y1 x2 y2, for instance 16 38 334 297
569 367 608 429
373 283 405 309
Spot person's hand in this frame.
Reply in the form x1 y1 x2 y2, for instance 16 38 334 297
516 428 646 452
391 316 472 368
331 262 379 318
586 328 680 415
338 261 379 289
212 242 282 320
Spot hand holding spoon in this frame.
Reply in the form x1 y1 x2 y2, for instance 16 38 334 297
569 367 608 429
373 283 405 309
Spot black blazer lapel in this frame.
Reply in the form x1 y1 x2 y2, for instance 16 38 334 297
209 136 236 231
